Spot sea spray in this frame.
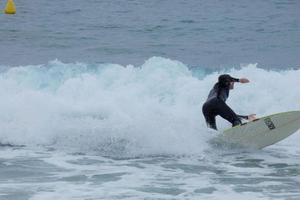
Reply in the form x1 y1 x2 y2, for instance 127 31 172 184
0 57 299 157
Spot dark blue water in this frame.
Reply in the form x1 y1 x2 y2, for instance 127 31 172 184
1 0 299 68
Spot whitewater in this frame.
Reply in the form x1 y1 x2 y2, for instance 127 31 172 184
0 57 300 200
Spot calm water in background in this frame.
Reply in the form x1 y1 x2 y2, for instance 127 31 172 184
1 1 300 200
0 0 300 68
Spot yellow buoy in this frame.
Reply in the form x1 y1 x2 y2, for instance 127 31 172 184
4 0 16 14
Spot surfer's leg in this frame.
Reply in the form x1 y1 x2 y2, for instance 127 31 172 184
216 101 241 127
202 102 218 130
204 114 217 130
207 117 217 130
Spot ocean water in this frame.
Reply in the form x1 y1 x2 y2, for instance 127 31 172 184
1 0 300 68
0 0 300 200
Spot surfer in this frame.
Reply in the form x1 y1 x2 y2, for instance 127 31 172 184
202 74 256 130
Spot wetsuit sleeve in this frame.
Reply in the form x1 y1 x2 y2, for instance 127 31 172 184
237 115 248 120
231 77 240 82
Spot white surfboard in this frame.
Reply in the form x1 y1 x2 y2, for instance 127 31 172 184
217 111 300 149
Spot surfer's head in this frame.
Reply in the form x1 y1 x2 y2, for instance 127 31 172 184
218 74 236 89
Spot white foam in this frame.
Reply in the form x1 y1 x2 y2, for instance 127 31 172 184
0 57 299 156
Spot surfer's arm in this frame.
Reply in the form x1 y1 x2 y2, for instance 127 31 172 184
231 77 240 82
237 115 249 120
238 114 257 121
229 77 249 83
238 78 250 83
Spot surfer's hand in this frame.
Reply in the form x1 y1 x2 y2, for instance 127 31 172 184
239 78 250 83
248 114 256 121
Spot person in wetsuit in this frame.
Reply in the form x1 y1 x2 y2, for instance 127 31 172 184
202 74 256 130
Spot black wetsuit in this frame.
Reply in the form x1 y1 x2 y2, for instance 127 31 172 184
202 78 248 130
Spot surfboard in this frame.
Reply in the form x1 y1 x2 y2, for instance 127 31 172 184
217 111 300 149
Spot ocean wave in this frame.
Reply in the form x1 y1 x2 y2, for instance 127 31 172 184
0 57 299 156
